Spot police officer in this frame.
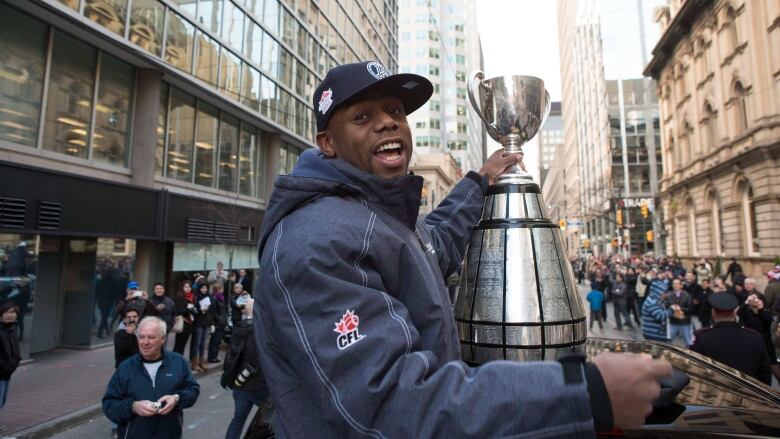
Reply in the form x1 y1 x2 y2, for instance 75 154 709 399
691 293 771 384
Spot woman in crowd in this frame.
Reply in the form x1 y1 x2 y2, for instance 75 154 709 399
173 281 197 368
0 301 21 413
190 283 213 372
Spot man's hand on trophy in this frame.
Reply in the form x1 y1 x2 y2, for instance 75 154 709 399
592 353 672 428
479 149 524 186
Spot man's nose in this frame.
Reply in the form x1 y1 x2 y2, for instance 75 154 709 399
374 110 398 131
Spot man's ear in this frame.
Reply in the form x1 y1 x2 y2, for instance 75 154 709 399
317 131 337 157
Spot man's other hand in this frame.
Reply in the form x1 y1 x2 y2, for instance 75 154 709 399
592 353 672 428
156 395 179 415
132 400 157 417
478 149 523 186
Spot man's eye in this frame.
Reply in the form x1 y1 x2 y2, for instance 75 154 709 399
388 107 402 115
353 113 368 122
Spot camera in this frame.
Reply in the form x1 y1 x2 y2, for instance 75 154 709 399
151 402 161 412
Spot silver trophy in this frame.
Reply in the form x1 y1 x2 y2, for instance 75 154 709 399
454 73 587 365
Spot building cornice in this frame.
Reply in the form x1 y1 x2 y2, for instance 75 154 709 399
644 0 714 79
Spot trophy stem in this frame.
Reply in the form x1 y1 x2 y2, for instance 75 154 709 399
497 138 533 183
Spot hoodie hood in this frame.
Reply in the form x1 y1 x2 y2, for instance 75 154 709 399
257 149 424 256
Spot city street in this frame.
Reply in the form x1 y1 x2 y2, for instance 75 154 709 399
50 371 242 439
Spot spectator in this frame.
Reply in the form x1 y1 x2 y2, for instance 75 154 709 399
148 282 175 333
666 278 694 346
103 317 200 439
207 284 228 364
611 273 633 331
697 278 714 328
684 272 703 330
114 308 140 367
641 272 672 342
586 282 605 330
625 267 641 326
116 281 155 319
235 269 252 295
230 283 251 325
694 259 711 286
0 302 21 411
222 297 273 439
190 283 213 372
738 292 776 376
173 281 196 367
208 262 229 290
726 258 743 283
765 266 780 317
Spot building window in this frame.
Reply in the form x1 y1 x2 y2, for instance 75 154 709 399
686 198 697 256
92 54 134 166
725 6 739 53
84 0 127 36
195 30 220 86
165 10 195 73
703 101 718 151
42 31 97 160
197 0 223 34
0 4 47 147
239 124 262 197
155 82 169 176
733 81 749 133
194 102 219 187
217 113 240 192
166 88 196 181
241 62 261 111
129 0 165 56
416 121 426 129
708 190 723 256
219 49 242 100
222 0 244 51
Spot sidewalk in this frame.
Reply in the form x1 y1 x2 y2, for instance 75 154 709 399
0 344 223 438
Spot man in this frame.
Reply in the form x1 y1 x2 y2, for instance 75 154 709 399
117 281 155 319
726 257 743 283
641 270 673 342
684 271 703 330
222 297 273 439
691 293 771 384
253 61 670 437
737 290 776 371
236 269 252 294
666 278 694 347
230 283 251 325
103 317 200 439
148 282 176 333
114 308 140 367
765 266 780 316
697 278 714 328
208 262 229 289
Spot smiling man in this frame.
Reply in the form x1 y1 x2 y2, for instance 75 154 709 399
253 61 670 437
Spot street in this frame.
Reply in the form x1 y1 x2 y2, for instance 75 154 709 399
50 371 243 439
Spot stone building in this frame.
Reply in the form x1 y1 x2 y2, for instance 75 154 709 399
410 152 462 216
644 0 780 280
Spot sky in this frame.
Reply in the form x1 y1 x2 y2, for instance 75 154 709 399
475 0 561 181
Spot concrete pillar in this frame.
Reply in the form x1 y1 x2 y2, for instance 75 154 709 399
131 69 163 188
134 240 167 292
264 132 281 201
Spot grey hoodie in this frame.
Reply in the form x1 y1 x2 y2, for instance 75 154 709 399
254 150 603 438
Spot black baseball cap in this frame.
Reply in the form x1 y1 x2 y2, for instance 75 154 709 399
708 293 738 311
313 61 433 132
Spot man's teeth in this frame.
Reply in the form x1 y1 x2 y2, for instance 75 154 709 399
377 142 401 152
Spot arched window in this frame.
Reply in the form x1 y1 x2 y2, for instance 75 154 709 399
682 119 693 163
725 6 739 53
663 84 673 115
703 101 718 151
695 37 709 80
666 136 675 175
733 81 749 132
738 180 760 255
707 189 724 255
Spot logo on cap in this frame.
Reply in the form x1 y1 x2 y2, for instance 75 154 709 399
367 62 390 80
318 88 334 114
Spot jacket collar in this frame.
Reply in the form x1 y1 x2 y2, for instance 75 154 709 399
713 321 740 329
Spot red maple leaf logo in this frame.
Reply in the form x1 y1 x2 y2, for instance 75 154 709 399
334 310 360 335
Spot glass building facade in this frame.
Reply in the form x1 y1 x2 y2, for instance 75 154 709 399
0 0 398 358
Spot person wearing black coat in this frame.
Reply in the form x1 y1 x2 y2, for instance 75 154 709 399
738 293 776 366
0 301 21 410
148 283 176 333
114 308 141 368
190 283 214 372
222 298 272 439
625 269 640 326
207 284 228 363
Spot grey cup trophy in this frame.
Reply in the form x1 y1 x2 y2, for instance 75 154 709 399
454 72 587 365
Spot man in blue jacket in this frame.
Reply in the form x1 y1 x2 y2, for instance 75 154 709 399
103 317 200 438
254 61 671 437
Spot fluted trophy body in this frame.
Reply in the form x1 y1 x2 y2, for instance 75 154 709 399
455 73 587 365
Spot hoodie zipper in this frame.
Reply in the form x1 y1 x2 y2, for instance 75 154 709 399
414 228 436 255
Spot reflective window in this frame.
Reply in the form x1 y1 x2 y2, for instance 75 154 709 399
165 11 195 72
220 49 242 100
58 0 80 10
0 5 47 147
246 0 265 18
294 99 305 135
279 48 293 87
222 0 244 51
278 89 292 127
197 0 224 34
167 89 196 180
93 55 134 166
195 31 220 86
262 33 280 76
264 0 280 35
294 60 305 96
171 0 197 16
43 31 97 159
155 82 169 175
245 19 263 65
239 125 259 196
129 0 165 56
260 74 277 119
0 234 39 359
241 63 261 110
84 0 127 36
217 114 239 192
194 102 219 186
282 8 296 47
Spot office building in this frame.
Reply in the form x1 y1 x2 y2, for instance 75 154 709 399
0 0 398 358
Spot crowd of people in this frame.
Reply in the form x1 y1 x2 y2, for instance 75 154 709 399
574 254 780 384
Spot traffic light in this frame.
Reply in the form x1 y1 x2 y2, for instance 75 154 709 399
641 201 649 218
616 209 623 226
559 219 566 230
611 238 619 248
582 239 590 248
646 230 654 242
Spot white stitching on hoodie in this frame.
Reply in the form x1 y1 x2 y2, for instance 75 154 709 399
355 212 376 286
435 183 479 230
272 220 386 439
380 292 412 354
414 352 430 376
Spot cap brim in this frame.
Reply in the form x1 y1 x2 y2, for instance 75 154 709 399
341 73 433 117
